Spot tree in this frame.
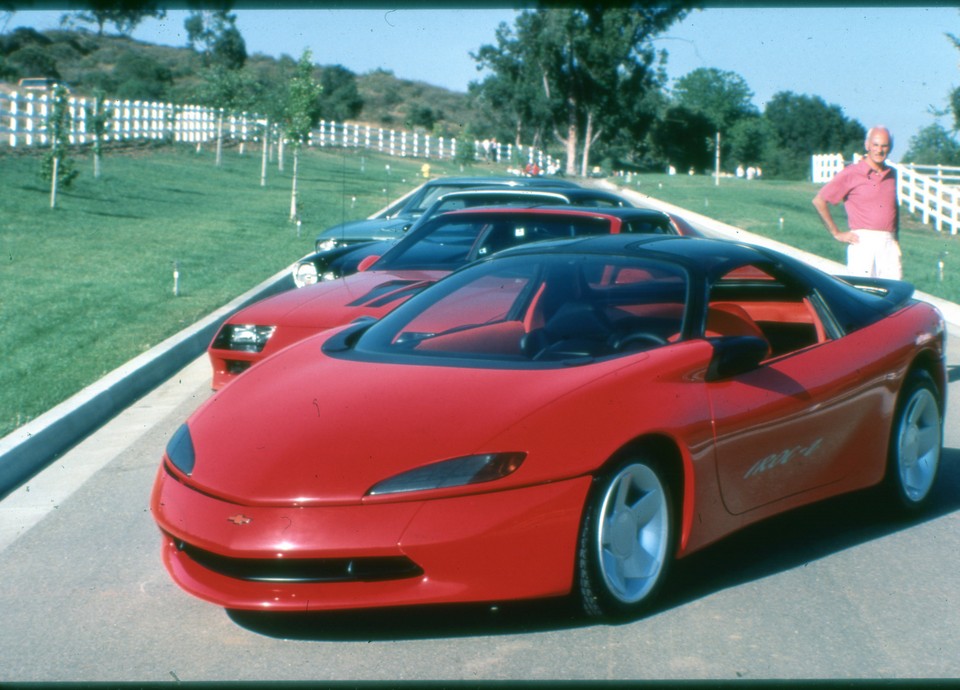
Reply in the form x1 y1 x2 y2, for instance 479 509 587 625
673 68 758 133
945 28 960 132
62 2 165 36
4 42 58 80
41 84 78 208
648 105 714 172
185 7 246 70
317 65 362 122
902 123 960 165
111 52 173 100
281 49 322 220
726 115 773 168
470 20 551 150
761 91 865 179
672 67 758 169
85 91 114 179
472 4 692 176
194 63 259 112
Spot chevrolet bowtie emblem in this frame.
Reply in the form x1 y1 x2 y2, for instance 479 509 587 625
227 514 252 525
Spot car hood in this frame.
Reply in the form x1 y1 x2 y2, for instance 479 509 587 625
185 330 645 506
316 217 413 243
228 269 446 329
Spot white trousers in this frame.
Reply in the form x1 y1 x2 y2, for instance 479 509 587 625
847 229 902 280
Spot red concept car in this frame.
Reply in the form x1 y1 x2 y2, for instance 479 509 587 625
208 206 688 389
153 235 946 618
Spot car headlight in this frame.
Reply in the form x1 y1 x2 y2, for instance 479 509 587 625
316 238 339 253
293 261 318 287
366 452 525 496
166 424 196 476
212 324 276 352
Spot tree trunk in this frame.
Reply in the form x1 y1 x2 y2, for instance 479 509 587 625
289 146 299 220
49 156 59 209
215 112 223 167
579 111 604 177
260 120 269 187
580 111 594 177
564 122 577 176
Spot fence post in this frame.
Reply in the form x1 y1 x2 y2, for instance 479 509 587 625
7 94 17 147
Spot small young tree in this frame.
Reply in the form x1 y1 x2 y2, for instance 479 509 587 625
281 49 322 221
85 91 114 179
41 84 78 208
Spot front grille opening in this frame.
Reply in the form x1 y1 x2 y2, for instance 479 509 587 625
176 540 423 583
226 360 252 375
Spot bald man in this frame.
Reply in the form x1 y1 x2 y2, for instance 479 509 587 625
812 126 901 279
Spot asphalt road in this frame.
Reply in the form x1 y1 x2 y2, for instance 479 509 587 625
1 326 959 682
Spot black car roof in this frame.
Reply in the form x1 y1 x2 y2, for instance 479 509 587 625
434 186 628 203
434 206 626 221
421 176 579 188
494 234 757 270
490 234 916 331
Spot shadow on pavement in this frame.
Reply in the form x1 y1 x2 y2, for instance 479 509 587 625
227 448 960 641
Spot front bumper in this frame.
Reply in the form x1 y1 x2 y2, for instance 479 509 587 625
151 465 591 611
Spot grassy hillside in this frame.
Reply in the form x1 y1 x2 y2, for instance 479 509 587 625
0 27 476 137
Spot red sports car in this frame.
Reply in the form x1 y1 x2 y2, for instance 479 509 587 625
208 206 688 389
153 235 945 618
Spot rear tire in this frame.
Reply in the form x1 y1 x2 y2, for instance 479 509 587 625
576 457 674 619
886 370 942 512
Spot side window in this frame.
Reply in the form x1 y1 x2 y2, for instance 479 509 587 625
707 264 827 357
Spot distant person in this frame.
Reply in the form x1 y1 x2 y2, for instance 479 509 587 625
812 126 900 279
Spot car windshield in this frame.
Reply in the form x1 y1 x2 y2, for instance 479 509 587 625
406 184 484 215
355 253 689 364
374 212 615 271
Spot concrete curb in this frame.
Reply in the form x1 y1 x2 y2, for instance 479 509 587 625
0 267 295 499
602 179 960 332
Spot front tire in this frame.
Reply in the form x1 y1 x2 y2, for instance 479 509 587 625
577 458 674 619
887 370 942 512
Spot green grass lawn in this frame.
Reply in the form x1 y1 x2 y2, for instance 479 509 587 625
0 142 466 437
4 148 960 440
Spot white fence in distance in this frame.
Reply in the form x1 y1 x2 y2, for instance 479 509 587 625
0 89 557 170
812 153 960 236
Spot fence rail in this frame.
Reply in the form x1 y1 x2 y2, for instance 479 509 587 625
0 89 557 170
812 154 960 236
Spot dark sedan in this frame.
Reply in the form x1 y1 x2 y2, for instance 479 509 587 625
313 176 579 254
292 186 635 287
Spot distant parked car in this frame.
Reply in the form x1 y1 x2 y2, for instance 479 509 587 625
289 202 704 289
312 175 580 254
211 206 679 389
292 186 635 287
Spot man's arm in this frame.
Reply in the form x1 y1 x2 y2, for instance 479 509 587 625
812 193 858 244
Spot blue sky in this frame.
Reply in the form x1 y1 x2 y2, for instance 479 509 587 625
7 6 959 161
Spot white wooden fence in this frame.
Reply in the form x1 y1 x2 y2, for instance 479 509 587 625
812 153 960 235
0 89 557 170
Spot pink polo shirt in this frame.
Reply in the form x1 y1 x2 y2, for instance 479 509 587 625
818 159 898 232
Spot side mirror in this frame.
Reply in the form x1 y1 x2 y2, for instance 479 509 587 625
706 336 769 381
357 255 380 272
